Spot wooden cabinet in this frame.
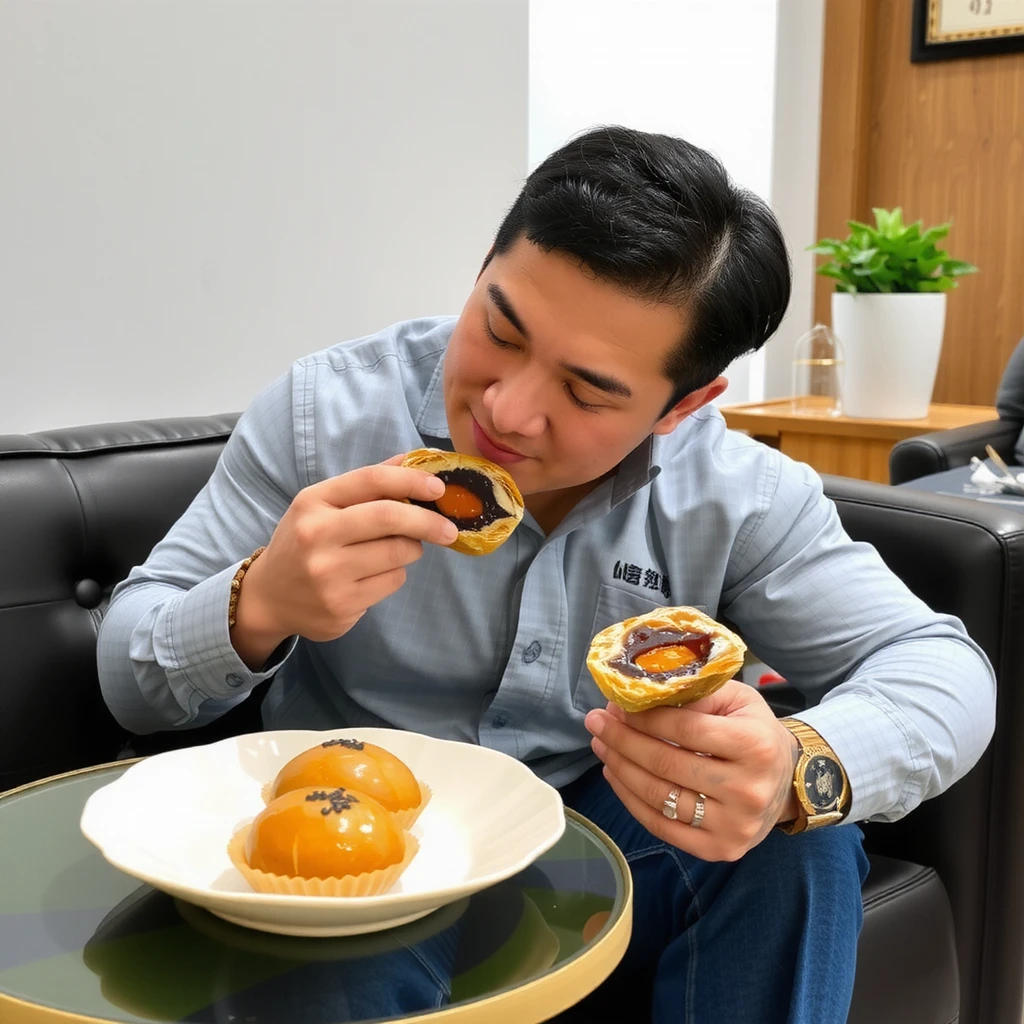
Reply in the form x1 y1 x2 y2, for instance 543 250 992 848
719 397 998 483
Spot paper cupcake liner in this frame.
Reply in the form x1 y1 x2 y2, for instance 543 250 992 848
259 780 431 832
392 781 431 831
228 827 419 897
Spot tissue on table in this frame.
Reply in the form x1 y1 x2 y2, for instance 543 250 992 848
969 458 1024 496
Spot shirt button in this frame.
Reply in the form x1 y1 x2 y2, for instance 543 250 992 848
522 640 542 664
225 672 245 689
492 715 508 729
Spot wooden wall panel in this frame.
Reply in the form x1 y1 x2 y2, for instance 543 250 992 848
815 0 1024 406
812 0 876 329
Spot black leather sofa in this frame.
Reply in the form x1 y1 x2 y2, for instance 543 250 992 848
2 416 1022 1024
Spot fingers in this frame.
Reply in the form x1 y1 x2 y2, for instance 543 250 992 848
590 699 802 860
327 498 457 548
601 691 753 760
298 461 459 549
588 711 733 801
314 462 447 510
597 702 736 762
601 767 717 859
592 732 713 826
350 564 411 609
340 534 429 581
682 679 766 716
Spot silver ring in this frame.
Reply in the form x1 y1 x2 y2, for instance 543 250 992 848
662 785 680 820
690 792 707 829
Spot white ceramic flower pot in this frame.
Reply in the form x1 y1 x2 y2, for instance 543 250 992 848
831 292 947 419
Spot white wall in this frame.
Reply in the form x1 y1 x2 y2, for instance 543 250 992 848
1 0 824 433
0 0 529 433
529 0 825 404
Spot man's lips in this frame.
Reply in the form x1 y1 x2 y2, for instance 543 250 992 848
472 418 528 464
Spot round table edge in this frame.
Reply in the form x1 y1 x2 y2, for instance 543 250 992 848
0 768 633 1024
402 807 633 1023
0 759 143 801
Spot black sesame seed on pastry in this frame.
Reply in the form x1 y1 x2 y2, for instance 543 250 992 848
401 448 525 556
587 606 747 713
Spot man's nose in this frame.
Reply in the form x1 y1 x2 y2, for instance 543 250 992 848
484 372 548 438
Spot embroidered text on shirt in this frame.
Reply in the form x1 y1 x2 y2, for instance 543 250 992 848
613 561 671 599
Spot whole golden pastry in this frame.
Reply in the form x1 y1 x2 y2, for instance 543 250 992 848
244 786 408 880
401 448 524 555
267 737 429 829
587 606 746 713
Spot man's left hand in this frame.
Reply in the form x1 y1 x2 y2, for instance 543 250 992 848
584 680 800 862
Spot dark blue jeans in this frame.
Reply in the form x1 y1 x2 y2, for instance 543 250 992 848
558 765 870 1024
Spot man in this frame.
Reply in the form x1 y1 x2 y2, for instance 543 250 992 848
98 126 995 1022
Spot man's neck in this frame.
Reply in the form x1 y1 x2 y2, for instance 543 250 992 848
525 477 607 535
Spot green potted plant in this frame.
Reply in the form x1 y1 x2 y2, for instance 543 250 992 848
809 208 977 419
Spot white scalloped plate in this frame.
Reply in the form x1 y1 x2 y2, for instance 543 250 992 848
80 728 565 937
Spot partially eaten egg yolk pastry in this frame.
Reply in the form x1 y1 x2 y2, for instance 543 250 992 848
402 448 524 555
586 606 747 713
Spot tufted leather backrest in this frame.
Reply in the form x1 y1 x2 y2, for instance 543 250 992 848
0 416 240 790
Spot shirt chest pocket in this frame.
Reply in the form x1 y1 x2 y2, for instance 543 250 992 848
572 584 708 712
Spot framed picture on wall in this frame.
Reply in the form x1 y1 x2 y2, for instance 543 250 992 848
912 0 1024 61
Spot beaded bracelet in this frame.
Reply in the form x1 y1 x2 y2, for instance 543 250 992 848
228 546 267 628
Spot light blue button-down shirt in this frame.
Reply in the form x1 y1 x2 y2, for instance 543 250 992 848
98 317 996 823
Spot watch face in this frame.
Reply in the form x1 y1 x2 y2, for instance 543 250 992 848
802 755 844 813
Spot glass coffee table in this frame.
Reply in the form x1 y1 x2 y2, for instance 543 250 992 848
0 763 631 1023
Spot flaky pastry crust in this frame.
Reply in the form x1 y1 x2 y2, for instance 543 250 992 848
401 448 524 555
587 606 747 713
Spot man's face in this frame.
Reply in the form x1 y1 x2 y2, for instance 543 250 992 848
443 237 726 516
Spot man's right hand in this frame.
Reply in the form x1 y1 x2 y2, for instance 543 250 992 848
230 457 458 668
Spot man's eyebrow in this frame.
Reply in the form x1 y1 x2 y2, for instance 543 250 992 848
487 281 632 398
487 284 530 339
561 363 633 399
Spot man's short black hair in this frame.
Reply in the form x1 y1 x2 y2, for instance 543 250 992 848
487 125 792 405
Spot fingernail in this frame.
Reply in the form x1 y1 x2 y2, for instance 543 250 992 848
441 522 458 543
606 702 626 721
427 476 446 496
585 709 605 736
591 736 607 759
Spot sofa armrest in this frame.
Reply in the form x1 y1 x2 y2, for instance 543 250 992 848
889 418 1018 484
823 474 1024 1024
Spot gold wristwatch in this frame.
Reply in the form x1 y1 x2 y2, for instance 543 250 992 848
777 718 851 834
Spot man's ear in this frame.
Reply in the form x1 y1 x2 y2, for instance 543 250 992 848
652 376 729 435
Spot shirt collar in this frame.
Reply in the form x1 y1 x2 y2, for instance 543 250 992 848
415 348 452 441
414 344 661 502
611 434 660 506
